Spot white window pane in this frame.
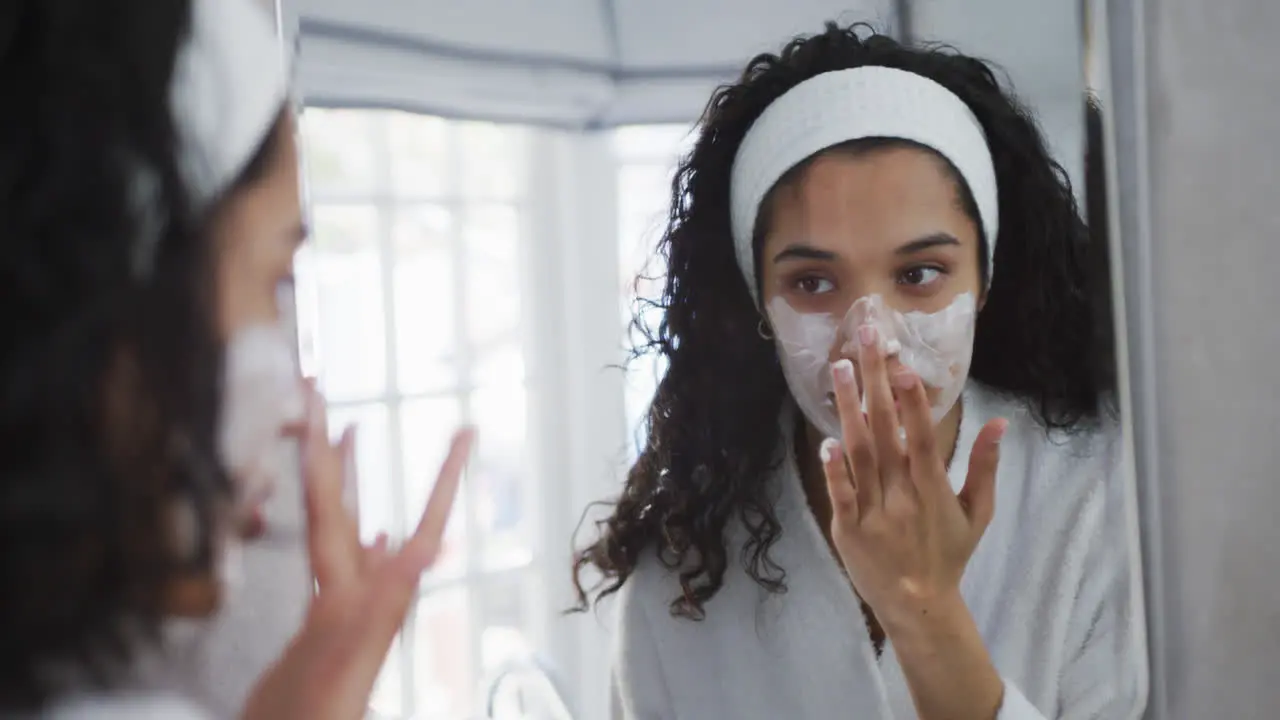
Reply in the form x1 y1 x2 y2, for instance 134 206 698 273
327 403 391 544
624 346 668 461
618 163 676 290
413 586 474 719
308 205 387 401
463 204 526 386
483 571 565 720
367 634 404 718
459 122 526 200
472 343 525 392
618 155 683 460
300 108 377 197
612 124 696 162
393 205 457 394
388 112 449 199
471 382 532 572
479 571 538 673
400 397 466 580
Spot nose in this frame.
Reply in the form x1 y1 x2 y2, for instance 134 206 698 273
830 345 906 396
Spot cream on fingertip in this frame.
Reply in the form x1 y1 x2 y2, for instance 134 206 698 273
819 437 841 464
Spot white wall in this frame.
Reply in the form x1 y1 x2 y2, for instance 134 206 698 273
524 128 631 720
1107 0 1280 717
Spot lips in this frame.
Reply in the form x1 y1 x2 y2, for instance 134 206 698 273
237 503 268 540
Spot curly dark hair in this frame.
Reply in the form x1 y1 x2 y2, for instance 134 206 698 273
0 0 281 709
572 23 1116 619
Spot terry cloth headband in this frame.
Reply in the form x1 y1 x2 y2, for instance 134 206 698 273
171 0 291 208
728 66 999 304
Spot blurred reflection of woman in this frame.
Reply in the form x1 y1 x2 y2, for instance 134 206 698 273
0 0 471 717
574 23 1144 720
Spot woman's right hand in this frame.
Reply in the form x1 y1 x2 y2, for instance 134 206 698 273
241 384 475 720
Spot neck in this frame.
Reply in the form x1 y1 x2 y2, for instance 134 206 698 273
797 398 964 540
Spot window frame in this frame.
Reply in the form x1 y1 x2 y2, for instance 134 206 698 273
296 107 548 719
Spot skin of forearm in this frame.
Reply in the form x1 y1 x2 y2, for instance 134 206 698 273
881 589 1005 720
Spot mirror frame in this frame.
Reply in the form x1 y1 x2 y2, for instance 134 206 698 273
1088 0 1161 717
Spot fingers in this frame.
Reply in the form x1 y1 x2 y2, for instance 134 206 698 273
856 324 906 485
958 418 1009 532
261 425 477 720
820 438 859 523
322 544 421 707
892 370 945 493
336 422 474 694
832 359 880 511
312 429 476 713
399 427 476 574
302 390 360 589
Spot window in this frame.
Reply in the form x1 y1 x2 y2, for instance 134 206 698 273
612 125 698 458
295 108 542 720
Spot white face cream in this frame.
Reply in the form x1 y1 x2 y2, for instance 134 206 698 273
766 292 977 438
218 323 304 516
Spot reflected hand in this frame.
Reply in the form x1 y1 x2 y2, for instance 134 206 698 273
819 323 1007 631
241 383 475 720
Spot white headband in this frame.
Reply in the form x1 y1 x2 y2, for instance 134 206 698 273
729 66 1000 303
171 0 290 207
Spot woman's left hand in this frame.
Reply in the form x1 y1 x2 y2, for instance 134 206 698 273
241 384 475 720
820 323 1008 631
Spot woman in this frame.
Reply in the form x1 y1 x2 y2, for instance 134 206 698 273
575 23 1145 720
0 0 471 717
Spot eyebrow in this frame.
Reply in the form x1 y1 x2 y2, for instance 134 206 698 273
895 233 960 255
772 243 837 263
771 233 960 264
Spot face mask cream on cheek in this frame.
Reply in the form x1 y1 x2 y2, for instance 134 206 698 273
767 292 978 432
766 297 843 439
219 324 305 515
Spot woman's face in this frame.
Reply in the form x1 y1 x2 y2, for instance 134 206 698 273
213 114 306 340
758 144 984 404
209 114 306 539
162 117 305 615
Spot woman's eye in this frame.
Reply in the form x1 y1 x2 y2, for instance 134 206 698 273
898 266 943 287
795 276 835 294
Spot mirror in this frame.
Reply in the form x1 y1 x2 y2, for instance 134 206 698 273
283 1 1149 717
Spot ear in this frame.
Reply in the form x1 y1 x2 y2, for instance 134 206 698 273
757 316 774 341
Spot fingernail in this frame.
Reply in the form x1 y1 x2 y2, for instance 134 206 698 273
832 358 855 385
993 418 1010 444
859 324 878 347
893 371 916 390
819 437 840 464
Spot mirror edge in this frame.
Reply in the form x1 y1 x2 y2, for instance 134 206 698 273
1089 0 1162 717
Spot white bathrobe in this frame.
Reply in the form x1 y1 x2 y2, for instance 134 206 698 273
610 381 1146 719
